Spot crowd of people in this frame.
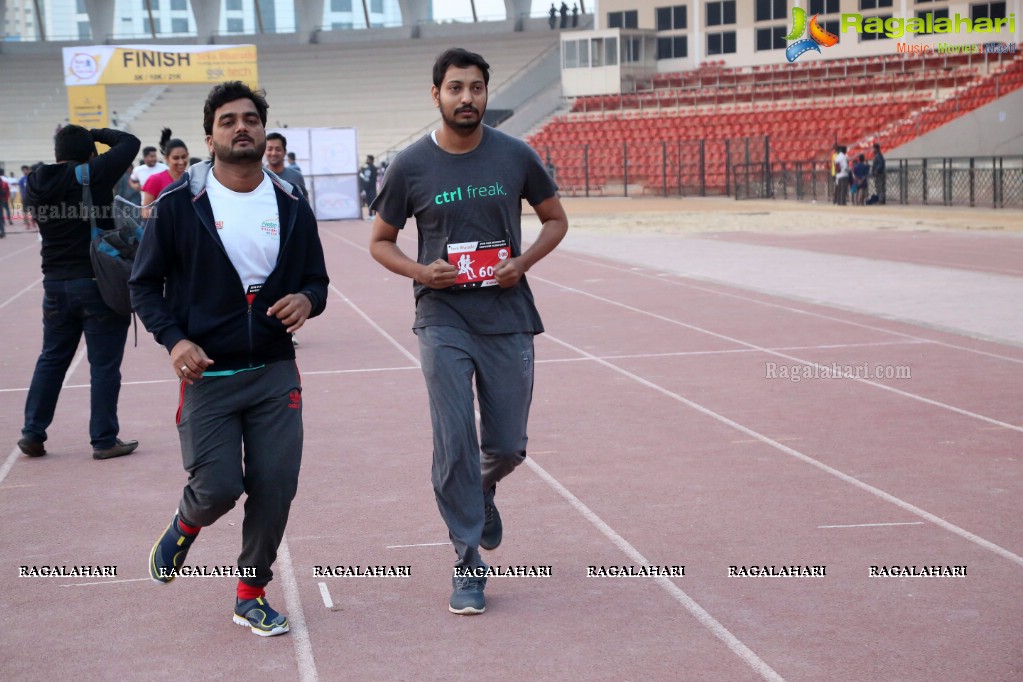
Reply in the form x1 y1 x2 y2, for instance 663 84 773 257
830 142 886 207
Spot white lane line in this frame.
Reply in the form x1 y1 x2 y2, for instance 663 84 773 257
543 331 1023 569
0 275 42 310
553 252 1023 365
279 535 319 682
526 456 785 682
317 582 334 609
328 283 419 365
59 577 152 587
532 274 1023 434
385 542 450 549
818 522 926 529
328 278 785 682
0 241 40 264
0 347 87 487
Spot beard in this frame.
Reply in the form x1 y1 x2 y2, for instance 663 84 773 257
211 137 266 163
441 104 485 132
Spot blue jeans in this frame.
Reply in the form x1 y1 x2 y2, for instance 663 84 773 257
22 279 130 449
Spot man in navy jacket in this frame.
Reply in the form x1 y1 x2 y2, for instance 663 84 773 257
130 81 328 637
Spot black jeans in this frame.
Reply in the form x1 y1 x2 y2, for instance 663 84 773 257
22 278 130 449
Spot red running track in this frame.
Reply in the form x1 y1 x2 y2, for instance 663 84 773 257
0 221 1020 681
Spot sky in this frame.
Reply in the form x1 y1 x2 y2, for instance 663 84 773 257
431 0 556 22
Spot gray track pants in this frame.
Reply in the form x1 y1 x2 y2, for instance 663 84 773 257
417 326 533 570
175 360 303 588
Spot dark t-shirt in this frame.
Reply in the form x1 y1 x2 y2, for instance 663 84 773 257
372 126 558 335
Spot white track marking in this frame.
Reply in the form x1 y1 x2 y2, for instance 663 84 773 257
279 535 319 682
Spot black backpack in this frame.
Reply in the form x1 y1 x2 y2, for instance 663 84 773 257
76 163 141 317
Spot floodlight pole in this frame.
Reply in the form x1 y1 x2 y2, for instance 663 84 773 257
144 0 156 39
254 0 265 34
361 0 371 28
470 0 478 22
33 0 46 40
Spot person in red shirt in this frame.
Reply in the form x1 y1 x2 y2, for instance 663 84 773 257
0 173 11 235
141 128 189 218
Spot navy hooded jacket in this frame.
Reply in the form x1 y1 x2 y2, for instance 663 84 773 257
129 161 329 371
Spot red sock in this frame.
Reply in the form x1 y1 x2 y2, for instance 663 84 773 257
176 518 201 536
237 581 265 601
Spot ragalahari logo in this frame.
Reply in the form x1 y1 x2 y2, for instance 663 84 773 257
784 7 839 62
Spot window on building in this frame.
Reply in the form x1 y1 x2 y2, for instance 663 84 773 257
861 14 892 39
371 0 383 12
144 0 159 9
78 20 91 39
809 0 839 14
604 37 619 65
621 36 643 62
915 9 949 34
171 0 187 10
707 31 736 54
331 21 354 29
860 0 893 9
608 10 639 29
564 40 578 68
656 5 687 31
756 26 786 51
76 0 86 13
755 0 787 22
171 17 188 33
226 0 243 11
226 17 244 32
656 35 688 59
971 2 1007 20
706 1 736 26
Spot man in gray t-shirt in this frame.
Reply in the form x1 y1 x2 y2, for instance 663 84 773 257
370 47 569 616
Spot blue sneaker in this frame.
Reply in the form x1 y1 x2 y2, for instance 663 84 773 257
148 514 197 584
449 572 487 615
480 488 502 551
233 596 290 637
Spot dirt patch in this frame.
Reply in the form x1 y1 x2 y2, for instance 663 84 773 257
553 196 1023 235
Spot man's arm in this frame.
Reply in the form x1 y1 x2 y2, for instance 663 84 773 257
89 128 140 184
493 195 568 288
267 199 328 332
369 217 457 288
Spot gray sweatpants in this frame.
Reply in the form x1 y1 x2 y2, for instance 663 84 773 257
175 360 303 588
417 326 533 570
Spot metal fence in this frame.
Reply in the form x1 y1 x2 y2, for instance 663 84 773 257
740 156 1023 208
533 139 1023 208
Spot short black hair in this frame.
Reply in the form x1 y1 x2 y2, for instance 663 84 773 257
266 132 287 149
203 81 268 136
432 48 490 89
142 146 157 156
54 125 95 164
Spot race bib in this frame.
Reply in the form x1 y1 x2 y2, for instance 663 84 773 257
446 239 511 289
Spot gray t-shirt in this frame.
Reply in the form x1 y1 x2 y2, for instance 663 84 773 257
373 126 558 335
278 166 307 198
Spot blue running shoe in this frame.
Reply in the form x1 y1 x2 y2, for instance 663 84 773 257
480 488 502 551
149 514 197 584
233 596 290 637
449 571 487 615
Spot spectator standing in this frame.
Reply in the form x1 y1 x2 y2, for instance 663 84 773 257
560 1 569 28
265 132 307 198
359 154 378 218
834 146 849 206
548 3 557 29
129 146 168 194
18 126 141 460
871 143 886 204
141 129 189 219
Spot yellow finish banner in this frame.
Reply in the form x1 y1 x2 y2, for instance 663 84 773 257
63 44 258 87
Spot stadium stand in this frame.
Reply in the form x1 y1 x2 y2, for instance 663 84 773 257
528 50 1023 195
0 32 559 171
